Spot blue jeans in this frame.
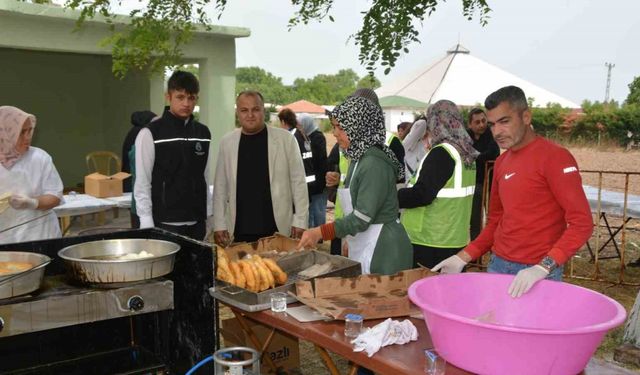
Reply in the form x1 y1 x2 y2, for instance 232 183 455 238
309 193 327 228
487 254 563 281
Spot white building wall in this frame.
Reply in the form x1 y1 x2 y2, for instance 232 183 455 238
383 109 416 132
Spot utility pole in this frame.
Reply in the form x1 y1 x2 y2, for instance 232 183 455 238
604 62 615 102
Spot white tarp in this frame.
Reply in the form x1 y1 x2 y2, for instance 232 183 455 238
376 44 579 109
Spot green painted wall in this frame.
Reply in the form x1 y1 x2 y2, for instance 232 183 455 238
0 0 248 188
0 48 149 188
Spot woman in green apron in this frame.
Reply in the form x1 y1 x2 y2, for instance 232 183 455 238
298 96 412 275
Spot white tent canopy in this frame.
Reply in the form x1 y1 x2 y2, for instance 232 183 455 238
376 44 579 109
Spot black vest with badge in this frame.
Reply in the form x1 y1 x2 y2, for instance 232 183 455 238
290 128 315 196
148 109 210 222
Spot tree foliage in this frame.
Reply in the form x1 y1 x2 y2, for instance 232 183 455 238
357 75 381 90
47 0 490 78
235 67 291 105
236 67 377 105
627 76 640 106
293 69 360 104
528 101 640 147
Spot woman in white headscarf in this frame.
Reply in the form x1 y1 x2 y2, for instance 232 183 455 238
0 106 63 244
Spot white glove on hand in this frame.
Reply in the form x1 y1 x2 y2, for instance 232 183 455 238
9 194 38 210
431 255 467 274
508 265 549 298
139 216 154 229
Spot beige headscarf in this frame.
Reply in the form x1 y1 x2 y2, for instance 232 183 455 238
0 106 36 169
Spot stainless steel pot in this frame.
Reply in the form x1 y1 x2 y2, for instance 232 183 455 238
0 251 51 299
57 239 180 286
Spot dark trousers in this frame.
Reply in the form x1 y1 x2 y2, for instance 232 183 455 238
413 244 463 269
130 211 140 229
470 183 483 240
157 221 205 241
330 238 342 256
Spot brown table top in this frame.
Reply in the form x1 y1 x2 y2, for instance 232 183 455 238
233 305 472 375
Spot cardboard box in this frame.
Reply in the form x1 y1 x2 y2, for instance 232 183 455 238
221 317 300 374
295 267 436 320
84 172 130 198
220 233 300 261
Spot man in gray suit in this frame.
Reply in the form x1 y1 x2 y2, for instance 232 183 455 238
213 91 309 246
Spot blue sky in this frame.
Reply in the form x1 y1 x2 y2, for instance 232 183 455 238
108 0 639 104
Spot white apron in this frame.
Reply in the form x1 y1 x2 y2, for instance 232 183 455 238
338 162 383 274
0 166 61 244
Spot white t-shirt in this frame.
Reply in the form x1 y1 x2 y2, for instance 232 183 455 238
0 147 63 243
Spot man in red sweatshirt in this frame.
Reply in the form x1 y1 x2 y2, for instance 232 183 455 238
432 86 593 298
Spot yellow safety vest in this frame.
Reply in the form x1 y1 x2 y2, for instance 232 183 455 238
334 151 349 219
400 143 476 248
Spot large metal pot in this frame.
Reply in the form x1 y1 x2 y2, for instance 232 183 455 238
58 239 180 286
0 251 51 299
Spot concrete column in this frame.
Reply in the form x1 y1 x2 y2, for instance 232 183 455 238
149 73 166 116
198 38 238 175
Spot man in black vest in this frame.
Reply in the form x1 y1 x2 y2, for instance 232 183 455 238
467 107 500 240
133 71 211 240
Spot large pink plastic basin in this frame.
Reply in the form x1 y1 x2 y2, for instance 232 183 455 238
408 273 626 375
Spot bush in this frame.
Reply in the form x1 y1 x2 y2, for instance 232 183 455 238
320 118 333 133
528 103 640 147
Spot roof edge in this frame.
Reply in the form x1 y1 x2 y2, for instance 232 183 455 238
0 0 250 38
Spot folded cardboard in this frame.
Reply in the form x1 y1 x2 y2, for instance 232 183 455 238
220 233 301 260
221 317 300 374
295 267 436 320
84 172 130 198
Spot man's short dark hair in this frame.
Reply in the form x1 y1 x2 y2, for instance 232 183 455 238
397 122 412 131
237 90 265 106
485 86 528 111
278 108 297 128
167 70 199 95
468 107 486 123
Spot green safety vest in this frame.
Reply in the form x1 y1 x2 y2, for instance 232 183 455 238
400 143 476 248
385 131 398 146
333 151 350 219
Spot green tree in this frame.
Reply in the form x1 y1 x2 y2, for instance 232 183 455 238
235 67 293 105
357 75 381 90
292 69 360 104
627 76 640 105
50 0 490 78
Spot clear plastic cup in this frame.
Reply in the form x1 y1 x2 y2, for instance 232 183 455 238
424 349 446 375
270 292 287 312
344 313 363 338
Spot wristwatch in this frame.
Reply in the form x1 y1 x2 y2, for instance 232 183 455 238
538 256 557 273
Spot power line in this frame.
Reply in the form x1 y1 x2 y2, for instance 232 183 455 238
604 62 615 102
